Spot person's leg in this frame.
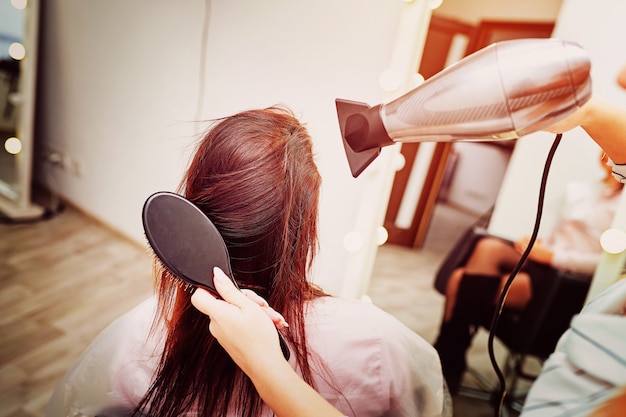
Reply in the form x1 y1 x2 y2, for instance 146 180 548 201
434 273 501 394
466 237 533 309
464 236 521 275
443 268 466 322
435 237 533 393
443 269 532 322
495 271 532 309
444 237 533 320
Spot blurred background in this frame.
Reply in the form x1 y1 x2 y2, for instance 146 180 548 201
1 0 625 415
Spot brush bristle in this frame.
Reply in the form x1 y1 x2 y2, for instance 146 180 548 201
145 236 199 295
175 278 197 294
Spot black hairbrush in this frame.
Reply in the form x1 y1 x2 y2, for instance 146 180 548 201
142 191 290 360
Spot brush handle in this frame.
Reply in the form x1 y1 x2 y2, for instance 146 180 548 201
277 332 291 361
193 282 291 361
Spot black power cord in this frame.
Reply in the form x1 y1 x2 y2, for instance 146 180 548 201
487 133 563 417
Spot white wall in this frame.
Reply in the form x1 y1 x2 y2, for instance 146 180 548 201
34 0 423 296
489 0 626 296
35 0 626 299
445 143 511 216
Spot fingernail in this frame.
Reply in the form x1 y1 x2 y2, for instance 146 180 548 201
278 313 289 328
213 267 227 282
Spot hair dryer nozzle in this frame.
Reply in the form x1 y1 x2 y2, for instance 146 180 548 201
335 99 394 177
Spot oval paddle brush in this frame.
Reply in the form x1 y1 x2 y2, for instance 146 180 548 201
142 191 290 360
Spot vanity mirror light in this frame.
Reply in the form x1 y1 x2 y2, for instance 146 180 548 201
0 0 43 220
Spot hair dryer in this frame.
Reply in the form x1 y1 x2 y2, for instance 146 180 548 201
336 38 592 177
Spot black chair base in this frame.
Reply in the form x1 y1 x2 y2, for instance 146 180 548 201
455 352 543 416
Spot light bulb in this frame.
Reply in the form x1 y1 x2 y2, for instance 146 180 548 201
9 42 26 60
376 226 389 246
412 73 425 88
393 152 406 172
343 231 364 253
379 69 401 92
5 137 22 155
11 0 27 10
430 0 444 10
600 228 626 254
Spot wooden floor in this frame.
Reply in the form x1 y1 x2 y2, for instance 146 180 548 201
0 203 154 416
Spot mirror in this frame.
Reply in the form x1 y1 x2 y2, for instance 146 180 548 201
0 0 42 220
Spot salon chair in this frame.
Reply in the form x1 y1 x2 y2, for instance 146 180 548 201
433 226 592 414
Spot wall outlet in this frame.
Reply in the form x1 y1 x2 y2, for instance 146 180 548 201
43 146 63 166
60 153 72 172
69 157 85 177
42 146 84 178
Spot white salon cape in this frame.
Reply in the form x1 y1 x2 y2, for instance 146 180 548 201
521 278 626 416
547 180 621 275
46 296 448 417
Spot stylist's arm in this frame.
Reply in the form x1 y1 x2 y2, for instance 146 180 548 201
191 267 345 417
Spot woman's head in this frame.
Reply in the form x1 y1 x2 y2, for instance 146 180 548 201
138 106 326 417
182 106 322 303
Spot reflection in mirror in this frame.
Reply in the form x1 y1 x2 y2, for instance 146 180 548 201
0 0 43 220
368 1 623 414
0 1 25 197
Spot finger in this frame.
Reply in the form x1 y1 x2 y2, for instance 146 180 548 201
212 267 249 306
260 306 289 329
241 290 288 328
191 287 219 316
241 289 269 307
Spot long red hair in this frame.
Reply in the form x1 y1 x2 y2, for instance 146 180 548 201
134 107 328 417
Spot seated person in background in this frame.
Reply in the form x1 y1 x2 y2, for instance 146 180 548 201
519 62 626 417
46 106 447 417
433 152 623 394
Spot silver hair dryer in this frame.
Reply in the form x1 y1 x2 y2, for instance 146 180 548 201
336 38 592 177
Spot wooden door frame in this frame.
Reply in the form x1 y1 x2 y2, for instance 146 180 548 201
384 142 454 246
